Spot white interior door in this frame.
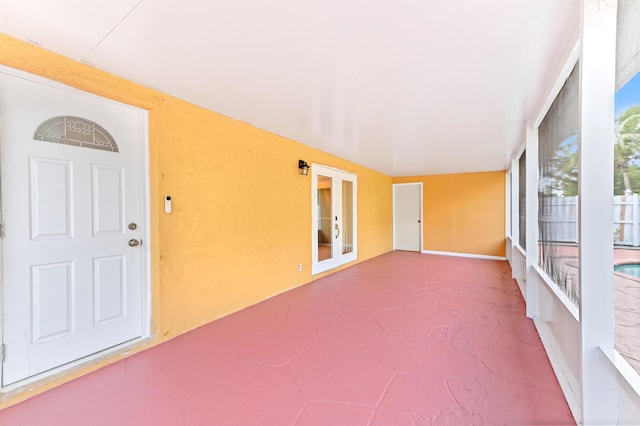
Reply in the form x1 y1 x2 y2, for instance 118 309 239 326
393 183 422 251
0 69 148 386
312 164 357 274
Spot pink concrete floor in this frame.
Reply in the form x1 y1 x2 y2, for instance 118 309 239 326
0 252 575 425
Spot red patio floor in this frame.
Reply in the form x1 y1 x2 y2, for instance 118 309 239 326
0 252 575 425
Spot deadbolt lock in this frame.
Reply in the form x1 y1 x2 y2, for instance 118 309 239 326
128 223 137 230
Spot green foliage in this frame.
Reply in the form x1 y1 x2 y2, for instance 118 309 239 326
537 105 640 196
543 135 579 197
615 105 640 194
615 165 640 195
553 140 579 196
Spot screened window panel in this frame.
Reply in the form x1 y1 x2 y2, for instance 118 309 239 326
616 0 640 90
518 151 526 250
615 0 640 375
538 63 580 304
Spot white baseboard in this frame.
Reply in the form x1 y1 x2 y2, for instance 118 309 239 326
421 249 506 261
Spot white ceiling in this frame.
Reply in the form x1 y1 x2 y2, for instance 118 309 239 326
0 0 580 176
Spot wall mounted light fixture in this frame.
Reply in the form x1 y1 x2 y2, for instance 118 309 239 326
298 160 310 175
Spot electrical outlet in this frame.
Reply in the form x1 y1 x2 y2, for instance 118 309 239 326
298 262 303 272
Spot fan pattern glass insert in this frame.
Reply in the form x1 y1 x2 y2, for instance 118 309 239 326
34 116 119 152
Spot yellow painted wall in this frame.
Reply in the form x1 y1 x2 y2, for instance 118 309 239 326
393 171 506 257
0 34 393 406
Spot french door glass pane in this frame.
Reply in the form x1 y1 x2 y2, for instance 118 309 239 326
342 180 353 255
317 175 332 261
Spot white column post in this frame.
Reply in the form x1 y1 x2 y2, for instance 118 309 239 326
579 0 617 423
633 193 639 247
510 157 519 258
525 124 539 319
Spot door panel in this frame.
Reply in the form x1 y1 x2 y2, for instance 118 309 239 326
94 255 126 324
92 165 125 236
0 69 147 385
31 262 74 342
393 183 422 251
30 158 73 240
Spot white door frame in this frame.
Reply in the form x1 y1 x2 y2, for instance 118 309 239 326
0 66 151 390
311 163 358 275
392 182 423 252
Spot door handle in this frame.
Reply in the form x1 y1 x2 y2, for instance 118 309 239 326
335 223 340 239
128 239 141 247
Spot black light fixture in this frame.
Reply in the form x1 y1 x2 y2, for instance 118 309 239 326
298 160 310 175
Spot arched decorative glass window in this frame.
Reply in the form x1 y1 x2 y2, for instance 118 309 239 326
33 116 119 152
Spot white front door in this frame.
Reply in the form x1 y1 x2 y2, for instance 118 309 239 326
0 68 148 386
393 183 422 251
312 164 357 274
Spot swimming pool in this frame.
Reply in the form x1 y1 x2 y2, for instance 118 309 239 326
615 263 640 277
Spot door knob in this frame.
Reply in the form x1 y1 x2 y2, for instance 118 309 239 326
128 239 140 247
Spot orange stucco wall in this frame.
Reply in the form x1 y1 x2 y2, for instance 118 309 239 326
0 34 393 406
393 171 506 257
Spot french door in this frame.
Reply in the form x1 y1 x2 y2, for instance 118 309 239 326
312 164 357 274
